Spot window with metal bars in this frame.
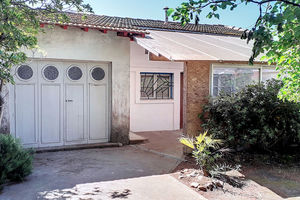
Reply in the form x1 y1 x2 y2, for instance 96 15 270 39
140 72 173 99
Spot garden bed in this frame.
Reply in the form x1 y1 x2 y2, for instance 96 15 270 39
172 154 300 200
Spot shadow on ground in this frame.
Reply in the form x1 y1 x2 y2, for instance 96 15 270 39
38 185 132 199
0 146 181 200
36 174 205 200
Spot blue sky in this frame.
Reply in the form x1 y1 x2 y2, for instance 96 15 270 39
84 0 260 29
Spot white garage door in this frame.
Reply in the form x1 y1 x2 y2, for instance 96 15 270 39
12 60 110 148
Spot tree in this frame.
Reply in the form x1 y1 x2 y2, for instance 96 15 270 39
0 0 92 127
168 0 300 102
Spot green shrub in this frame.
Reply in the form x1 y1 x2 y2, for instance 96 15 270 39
0 134 33 190
200 79 300 153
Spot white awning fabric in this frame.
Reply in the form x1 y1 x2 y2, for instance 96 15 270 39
134 30 262 62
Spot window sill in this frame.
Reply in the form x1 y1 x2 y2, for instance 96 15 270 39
136 99 175 104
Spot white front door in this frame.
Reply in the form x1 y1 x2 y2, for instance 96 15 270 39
87 64 109 142
12 60 110 148
39 61 63 147
14 63 38 148
64 64 87 144
65 84 85 142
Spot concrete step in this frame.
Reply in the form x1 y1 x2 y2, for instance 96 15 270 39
129 132 148 144
34 142 122 153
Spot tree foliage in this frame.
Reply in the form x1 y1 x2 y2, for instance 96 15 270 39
0 0 92 124
169 0 300 102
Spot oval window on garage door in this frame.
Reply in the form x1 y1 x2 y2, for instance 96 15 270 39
91 67 105 81
67 66 83 81
43 65 59 81
17 65 33 81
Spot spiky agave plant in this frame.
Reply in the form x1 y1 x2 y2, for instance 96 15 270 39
180 131 222 176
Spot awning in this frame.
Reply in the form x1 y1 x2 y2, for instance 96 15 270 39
134 30 262 62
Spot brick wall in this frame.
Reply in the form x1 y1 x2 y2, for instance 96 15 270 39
183 61 211 136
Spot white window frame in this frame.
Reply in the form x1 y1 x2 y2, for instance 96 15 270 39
210 64 277 96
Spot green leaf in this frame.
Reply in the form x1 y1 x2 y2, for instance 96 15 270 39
167 8 175 16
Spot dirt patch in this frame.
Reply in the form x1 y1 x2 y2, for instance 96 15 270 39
233 152 300 198
242 163 300 198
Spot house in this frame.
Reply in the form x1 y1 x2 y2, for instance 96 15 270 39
1 12 277 148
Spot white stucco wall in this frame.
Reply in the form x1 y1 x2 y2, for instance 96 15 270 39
130 42 184 132
17 26 131 143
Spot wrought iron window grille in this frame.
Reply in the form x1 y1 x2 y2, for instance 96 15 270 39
140 72 174 99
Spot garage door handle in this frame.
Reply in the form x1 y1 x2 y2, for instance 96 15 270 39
65 100 73 102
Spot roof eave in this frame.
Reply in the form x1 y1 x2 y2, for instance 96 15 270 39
40 21 149 34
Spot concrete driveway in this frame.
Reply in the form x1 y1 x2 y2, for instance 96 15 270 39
0 145 197 200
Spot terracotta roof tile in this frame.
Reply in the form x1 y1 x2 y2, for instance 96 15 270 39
41 12 245 36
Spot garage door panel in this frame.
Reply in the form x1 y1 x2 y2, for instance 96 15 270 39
41 84 61 144
89 84 107 140
65 84 85 142
13 61 110 148
15 84 36 145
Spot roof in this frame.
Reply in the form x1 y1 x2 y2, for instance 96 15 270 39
134 30 262 61
40 12 245 36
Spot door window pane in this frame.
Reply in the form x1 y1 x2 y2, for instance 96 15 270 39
91 67 105 81
68 66 82 81
43 66 59 81
17 65 33 80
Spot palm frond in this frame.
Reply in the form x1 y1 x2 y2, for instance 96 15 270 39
195 131 208 144
179 137 195 149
